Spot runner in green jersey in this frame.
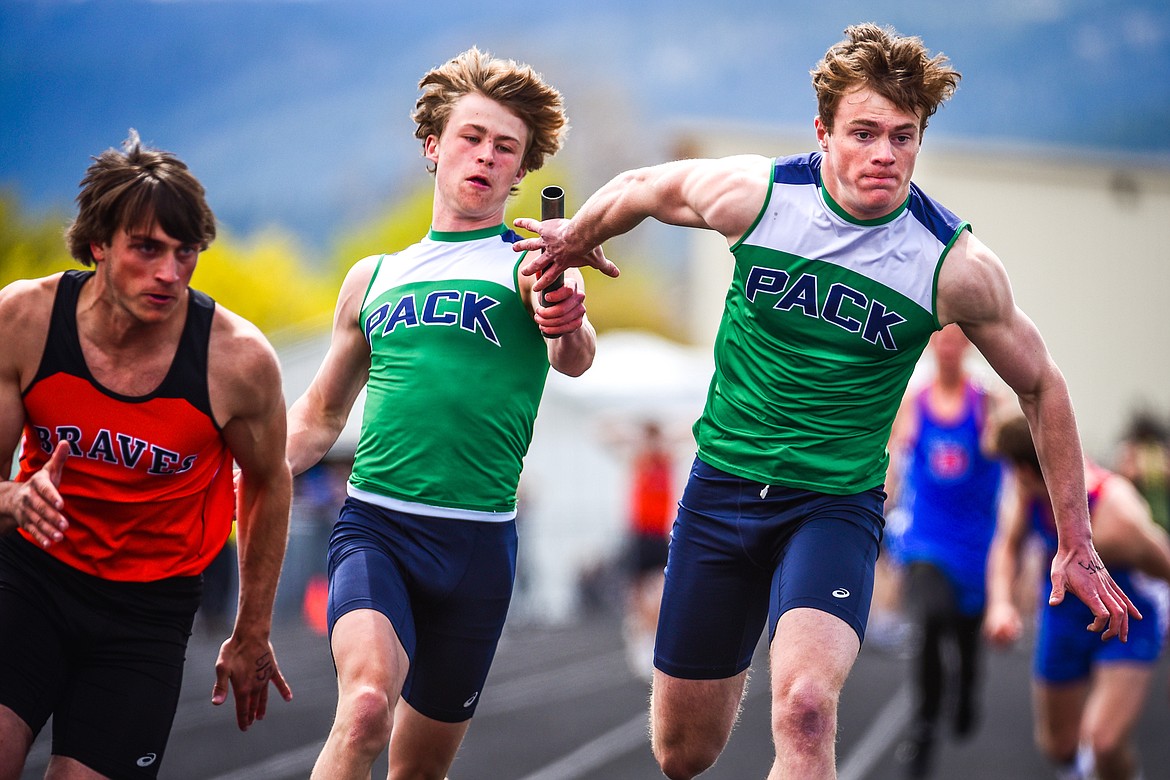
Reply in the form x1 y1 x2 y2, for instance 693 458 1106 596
285 48 601 780
515 23 1137 780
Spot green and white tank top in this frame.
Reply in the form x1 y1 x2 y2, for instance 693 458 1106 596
349 224 549 520
694 152 969 494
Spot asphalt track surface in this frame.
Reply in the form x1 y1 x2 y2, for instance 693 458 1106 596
20 610 1170 779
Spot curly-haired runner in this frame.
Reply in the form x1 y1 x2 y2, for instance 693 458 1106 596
286 48 600 779
514 23 1138 779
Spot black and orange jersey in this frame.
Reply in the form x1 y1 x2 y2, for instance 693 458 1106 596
16 270 234 581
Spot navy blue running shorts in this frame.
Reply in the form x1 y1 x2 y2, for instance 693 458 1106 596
327 497 517 722
1033 568 1167 683
654 457 885 680
0 534 201 778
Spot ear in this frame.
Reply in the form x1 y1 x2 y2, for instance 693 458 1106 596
90 242 107 262
814 116 830 152
423 134 440 165
513 166 527 186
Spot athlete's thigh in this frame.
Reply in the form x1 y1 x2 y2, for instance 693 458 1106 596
0 545 70 739
770 607 861 698
1081 662 1156 747
387 698 471 779
771 494 883 645
331 608 410 702
403 520 516 723
1032 677 1089 756
0 704 34 777
650 668 750 755
53 583 199 779
327 500 417 658
654 461 771 680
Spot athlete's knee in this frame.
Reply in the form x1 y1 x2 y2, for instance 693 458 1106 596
1083 722 1133 773
772 674 838 750
1034 725 1077 767
338 684 395 753
652 736 720 780
650 708 725 780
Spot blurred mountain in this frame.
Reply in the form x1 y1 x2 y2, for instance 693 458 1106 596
2 0 1168 252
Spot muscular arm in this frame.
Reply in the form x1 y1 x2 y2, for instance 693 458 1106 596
286 259 374 476
209 310 294 729
939 231 1137 639
0 277 65 541
513 155 773 289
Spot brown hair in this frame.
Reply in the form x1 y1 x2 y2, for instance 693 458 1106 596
990 413 1042 475
412 47 568 181
65 130 215 266
810 23 961 135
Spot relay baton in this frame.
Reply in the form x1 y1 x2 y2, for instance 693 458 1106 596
539 185 565 308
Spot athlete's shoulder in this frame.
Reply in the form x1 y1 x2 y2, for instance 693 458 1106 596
0 273 64 375
208 302 281 384
907 180 967 243
0 271 65 313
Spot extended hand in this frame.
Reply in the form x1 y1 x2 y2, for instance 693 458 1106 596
512 217 620 291
11 440 70 547
212 633 293 731
1049 543 1141 642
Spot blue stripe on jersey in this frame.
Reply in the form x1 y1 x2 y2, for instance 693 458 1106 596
907 184 967 246
773 152 821 186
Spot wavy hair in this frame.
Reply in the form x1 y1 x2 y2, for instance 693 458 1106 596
412 47 568 182
811 23 961 135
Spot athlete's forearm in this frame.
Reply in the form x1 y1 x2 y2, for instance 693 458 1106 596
232 466 292 636
548 317 596 378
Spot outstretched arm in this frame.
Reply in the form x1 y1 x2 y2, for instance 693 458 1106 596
513 155 773 291
940 231 1138 641
210 313 294 730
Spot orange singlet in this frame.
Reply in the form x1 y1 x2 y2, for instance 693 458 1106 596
16 270 234 582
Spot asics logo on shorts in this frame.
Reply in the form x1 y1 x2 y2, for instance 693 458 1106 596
463 691 479 708
136 753 157 767
832 588 850 599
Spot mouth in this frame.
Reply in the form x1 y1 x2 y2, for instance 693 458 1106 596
467 175 490 189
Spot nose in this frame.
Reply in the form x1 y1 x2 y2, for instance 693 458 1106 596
155 252 183 283
477 141 495 167
872 137 896 163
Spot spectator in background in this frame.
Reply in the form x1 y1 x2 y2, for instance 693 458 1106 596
603 419 683 680
885 324 1005 778
1115 410 1170 532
